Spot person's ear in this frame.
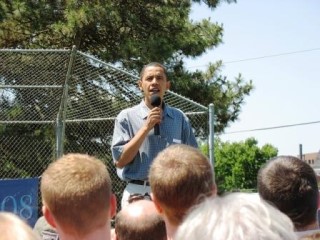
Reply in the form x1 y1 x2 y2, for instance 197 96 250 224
110 194 117 218
151 193 163 214
166 80 170 90
42 205 57 228
212 184 218 197
111 228 118 240
138 80 143 91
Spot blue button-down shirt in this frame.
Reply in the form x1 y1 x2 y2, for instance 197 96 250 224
111 100 198 180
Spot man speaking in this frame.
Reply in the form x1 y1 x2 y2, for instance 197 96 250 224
111 62 198 208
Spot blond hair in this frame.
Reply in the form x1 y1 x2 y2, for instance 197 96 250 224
0 212 40 240
41 153 112 236
149 144 215 225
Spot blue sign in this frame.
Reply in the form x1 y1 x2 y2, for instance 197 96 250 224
0 178 39 227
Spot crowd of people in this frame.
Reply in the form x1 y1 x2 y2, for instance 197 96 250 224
7 149 320 240
2 63 320 240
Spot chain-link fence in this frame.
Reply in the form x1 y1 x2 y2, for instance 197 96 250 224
0 47 209 210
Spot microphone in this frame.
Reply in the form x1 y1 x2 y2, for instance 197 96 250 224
150 95 161 135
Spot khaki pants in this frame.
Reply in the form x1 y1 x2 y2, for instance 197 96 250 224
121 183 151 209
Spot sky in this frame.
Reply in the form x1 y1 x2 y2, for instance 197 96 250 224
186 0 320 156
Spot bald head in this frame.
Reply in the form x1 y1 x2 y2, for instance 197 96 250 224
121 200 157 220
115 200 166 240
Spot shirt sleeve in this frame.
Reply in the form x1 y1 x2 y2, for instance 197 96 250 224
110 110 131 163
182 114 198 148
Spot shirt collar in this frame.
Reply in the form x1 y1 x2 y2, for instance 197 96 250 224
138 100 174 119
138 100 150 119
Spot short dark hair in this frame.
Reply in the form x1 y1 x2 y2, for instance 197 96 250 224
257 155 319 230
139 62 168 80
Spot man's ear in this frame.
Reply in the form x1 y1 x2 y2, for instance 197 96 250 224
110 194 117 218
151 193 163 214
138 80 143 91
212 185 218 197
166 80 171 90
42 205 57 228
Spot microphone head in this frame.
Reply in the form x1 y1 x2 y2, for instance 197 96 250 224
150 95 161 107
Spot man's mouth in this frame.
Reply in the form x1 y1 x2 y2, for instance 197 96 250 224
151 89 160 94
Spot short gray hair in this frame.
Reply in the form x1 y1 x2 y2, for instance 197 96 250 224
175 192 297 240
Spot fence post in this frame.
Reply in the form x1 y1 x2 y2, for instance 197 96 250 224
208 103 215 170
55 46 77 158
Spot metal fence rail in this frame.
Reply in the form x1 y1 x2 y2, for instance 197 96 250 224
0 48 209 209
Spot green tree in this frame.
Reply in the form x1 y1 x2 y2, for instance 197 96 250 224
208 138 278 193
168 60 253 132
0 0 252 133
0 1 225 63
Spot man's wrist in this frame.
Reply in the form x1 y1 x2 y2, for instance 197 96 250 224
141 124 150 133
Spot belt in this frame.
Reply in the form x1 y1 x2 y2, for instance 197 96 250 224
129 180 150 186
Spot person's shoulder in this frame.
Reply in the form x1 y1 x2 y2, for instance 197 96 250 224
117 104 140 116
165 105 185 116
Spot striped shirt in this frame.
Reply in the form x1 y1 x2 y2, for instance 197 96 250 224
111 100 198 180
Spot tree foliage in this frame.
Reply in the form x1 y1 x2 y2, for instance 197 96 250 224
0 1 223 63
0 0 252 133
207 138 278 193
168 60 253 132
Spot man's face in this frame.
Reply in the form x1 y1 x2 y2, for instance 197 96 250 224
138 66 170 100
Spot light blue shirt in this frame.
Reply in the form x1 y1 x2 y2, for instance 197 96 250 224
111 100 198 180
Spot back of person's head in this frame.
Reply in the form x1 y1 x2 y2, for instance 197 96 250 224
175 193 298 240
0 212 40 240
41 153 115 237
257 155 319 230
148 144 216 226
115 199 166 240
